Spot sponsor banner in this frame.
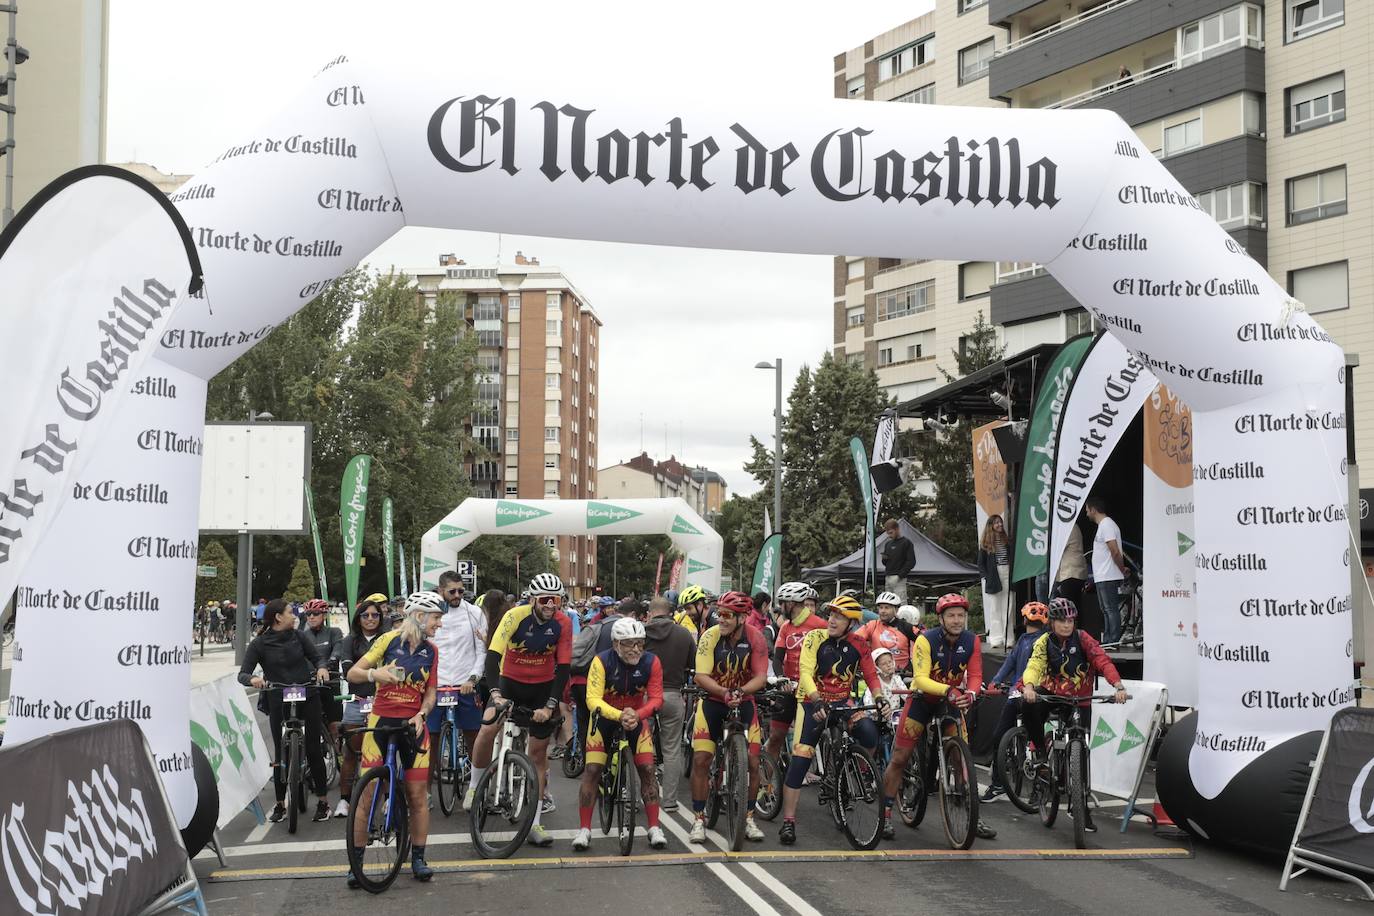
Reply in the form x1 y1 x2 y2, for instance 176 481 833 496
305 488 329 601
1013 334 1093 582
849 436 876 591
668 556 684 592
973 418 1010 601
1090 679 1166 799
1293 708 1374 866
382 496 395 598
1143 385 1198 706
340 454 371 613
399 542 409 597
1046 335 1157 584
870 407 897 526
188 674 271 829
0 719 188 916
752 533 783 598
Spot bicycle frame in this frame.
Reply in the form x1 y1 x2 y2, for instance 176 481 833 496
362 729 406 836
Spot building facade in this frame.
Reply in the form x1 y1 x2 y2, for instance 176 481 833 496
597 453 725 522
410 252 602 595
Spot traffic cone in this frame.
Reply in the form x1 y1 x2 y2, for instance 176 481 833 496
1152 800 1177 829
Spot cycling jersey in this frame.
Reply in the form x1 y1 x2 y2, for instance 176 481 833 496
673 610 699 638
855 618 915 671
797 629 881 703
773 608 827 681
1017 628 1121 699
361 629 438 718
911 627 983 700
695 623 768 692
486 603 573 684
586 648 664 719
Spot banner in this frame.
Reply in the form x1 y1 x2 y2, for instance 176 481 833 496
763 506 772 539
752 533 783 598
871 407 897 525
0 720 189 916
1090 679 1166 799
668 556 684 592
188 673 271 829
305 487 329 601
382 496 395 598
1142 385 1198 705
399 541 409 597
849 436 876 591
654 551 665 595
1013 334 1093 583
1046 335 1157 585
340 454 371 613
1291 708 1374 865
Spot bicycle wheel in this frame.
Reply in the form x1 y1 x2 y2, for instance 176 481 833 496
938 735 978 850
599 758 616 835
470 751 539 858
286 733 302 834
1039 752 1060 828
616 744 639 856
724 733 750 851
563 728 585 779
437 721 458 817
347 765 409 893
755 751 783 821
1068 738 1089 849
705 751 723 830
898 753 927 828
838 746 883 850
997 727 1037 814
323 735 340 790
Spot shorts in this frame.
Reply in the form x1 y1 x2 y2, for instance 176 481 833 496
322 693 344 724
360 714 430 782
893 694 964 749
342 696 375 726
692 697 760 757
768 694 798 729
426 687 483 733
492 677 559 740
586 709 655 767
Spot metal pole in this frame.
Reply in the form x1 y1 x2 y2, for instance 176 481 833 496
773 358 783 538
1 2 18 228
233 410 257 664
613 541 618 597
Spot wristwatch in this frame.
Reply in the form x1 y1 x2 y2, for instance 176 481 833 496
545 698 560 710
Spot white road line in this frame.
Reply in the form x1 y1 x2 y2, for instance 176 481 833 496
243 821 272 844
741 863 826 916
197 828 590 860
706 863 784 916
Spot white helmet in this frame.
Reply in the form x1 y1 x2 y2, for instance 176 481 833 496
611 617 646 642
876 592 901 607
528 572 564 597
870 647 893 663
404 591 445 614
897 604 921 626
775 581 810 603
803 584 819 601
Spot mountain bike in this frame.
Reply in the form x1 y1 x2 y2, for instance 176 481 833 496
434 686 473 816
262 682 321 835
1030 693 1127 849
346 723 412 893
469 701 555 858
814 702 885 849
684 685 752 851
898 697 979 849
592 710 641 856
561 698 585 779
681 676 698 777
753 683 794 822
993 695 1038 815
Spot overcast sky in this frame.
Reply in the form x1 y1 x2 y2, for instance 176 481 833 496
107 0 932 497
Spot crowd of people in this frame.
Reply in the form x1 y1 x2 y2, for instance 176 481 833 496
235 570 1127 886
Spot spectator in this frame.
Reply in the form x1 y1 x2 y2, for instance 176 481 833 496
868 647 908 705
1085 496 1127 645
477 588 506 648
981 601 1048 802
749 592 772 633
1117 64 1133 84
880 519 915 601
977 515 1011 650
429 573 486 791
645 596 695 811
1054 521 1088 604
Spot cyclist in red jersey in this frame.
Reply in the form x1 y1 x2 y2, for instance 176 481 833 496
765 581 827 764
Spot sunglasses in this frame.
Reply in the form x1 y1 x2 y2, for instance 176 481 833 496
536 596 562 607
444 588 464 596
359 611 381 620
306 611 325 617
618 639 645 650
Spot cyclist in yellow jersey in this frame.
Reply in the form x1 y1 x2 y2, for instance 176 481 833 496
675 585 708 638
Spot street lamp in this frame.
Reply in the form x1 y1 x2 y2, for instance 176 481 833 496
754 359 783 539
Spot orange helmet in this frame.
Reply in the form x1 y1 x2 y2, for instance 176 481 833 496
1020 601 1049 623
935 593 969 615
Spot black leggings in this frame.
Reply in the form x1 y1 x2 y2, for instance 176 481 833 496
572 683 591 752
267 690 329 801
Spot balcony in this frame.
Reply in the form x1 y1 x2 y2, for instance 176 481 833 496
1050 47 1264 128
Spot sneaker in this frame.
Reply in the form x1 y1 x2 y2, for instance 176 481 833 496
688 817 707 843
428 796 434 811
462 787 476 812
881 817 895 840
662 800 680 812
549 743 567 759
313 800 330 822
744 815 764 842
779 820 796 845
333 799 350 818
541 792 557 814
803 771 821 786
980 784 1005 804
411 854 434 881
1070 809 1098 833
347 875 360 890
975 820 997 840
269 802 286 823
527 824 554 847
648 825 668 849
571 827 591 851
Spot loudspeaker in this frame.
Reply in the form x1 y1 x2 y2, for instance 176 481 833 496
870 459 903 493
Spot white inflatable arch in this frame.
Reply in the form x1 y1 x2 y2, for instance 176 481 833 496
419 497 722 594
3 57 1349 841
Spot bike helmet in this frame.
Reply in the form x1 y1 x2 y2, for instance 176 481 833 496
715 591 753 617
1020 601 1049 623
678 584 708 606
775 581 811 603
611 617 646 642
935 593 970 615
303 598 331 614
528 572 564 597
825 595 864 621
802 584 819 601
897 604 921 626
404 591 445 614
1047 597 1078 621
870 646 893 663
875 591 901 607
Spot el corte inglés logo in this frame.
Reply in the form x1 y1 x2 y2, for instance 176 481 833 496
496 501 553 527
1177 531 1195 555
671 515 702 536
438 524 469 541
423 556 447 572
1091 717 1117 750
587 501 642 529
1118 720 1147 755
687 559 712 574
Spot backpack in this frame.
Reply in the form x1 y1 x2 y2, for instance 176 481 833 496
571 620 606 674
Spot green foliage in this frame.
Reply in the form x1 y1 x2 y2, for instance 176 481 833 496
194 540 235 609
282 558 317 603
595 535 675 598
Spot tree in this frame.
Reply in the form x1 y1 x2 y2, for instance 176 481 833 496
595 535 674 597
282 558 316 603
461 535 555 597
195 540 235 609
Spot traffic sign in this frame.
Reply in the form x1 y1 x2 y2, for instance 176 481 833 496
197 565 218 578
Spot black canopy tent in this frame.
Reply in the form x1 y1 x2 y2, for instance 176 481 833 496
801 519 979 590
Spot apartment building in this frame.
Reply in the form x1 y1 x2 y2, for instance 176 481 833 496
597 452 726 522
411 252 603 595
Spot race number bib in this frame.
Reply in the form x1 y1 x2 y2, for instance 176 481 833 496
283 686 307 702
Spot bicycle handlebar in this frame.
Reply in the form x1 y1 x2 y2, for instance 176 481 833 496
1034 693 1133 704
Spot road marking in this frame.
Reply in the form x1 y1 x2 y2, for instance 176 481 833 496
198 828 592 860
243 821 272 844
742 863 826 916
707 862 784 916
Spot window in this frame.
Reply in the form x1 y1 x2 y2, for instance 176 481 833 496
878 330 935 366
507 292 520 316
1287 166 1347 225
1162 117 1202 155
846 76 864 98
477 381 501 402
545 483 559 497
876 280 934 320
477 354 501 373
506 428 519 441
547 318 561 336
545 427 558 441
546 373 561 388
1287 73 1345 133
959 262 995 300
546 346 561 360
846 352 864 366
877 35 934 80
475 295 501 320
505 484 519 496
1244 92 1264 135
1065 310 1094 337
1196 182 1265 229
846 305 865 327
1179 4 1263 67
545 456 559 469
995 261 1045 284
477 329 502 347
959 39 995 84
546 291 561 309
958 0 987 11
893 83 936 105
1289 261 1348 314
847 259 864 280
1287 0 1343 41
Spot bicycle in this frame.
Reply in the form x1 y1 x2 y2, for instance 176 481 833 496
896 697 979 849
261 682 322 835
561 698 586 779
434 686 474 817
993 691 1038 815
1029 693 1127 849
753 683 794 822
469 701 554 858
346 723 413 893
683 685 753 851
591 710 641 856
813 701 885 849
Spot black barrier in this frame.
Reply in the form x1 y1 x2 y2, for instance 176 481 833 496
0 720 191 916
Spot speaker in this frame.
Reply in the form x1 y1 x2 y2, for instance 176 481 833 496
870 459 903 493
990 423 1027 464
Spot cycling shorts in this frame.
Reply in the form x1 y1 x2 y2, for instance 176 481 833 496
692 697 760 757
893 694 965 749
768 693 798 728
491 677 559 740
360 714 429 782
586 710 655 767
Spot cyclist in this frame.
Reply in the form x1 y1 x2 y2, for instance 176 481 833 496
572 617 669 851
880 593 996 841
801 585 821 617
346 591 446 883
856 591 919 675
764 581 827 766
302 598 345 749
688 590 768 843
330 593 389 817
675 585 709 638
982 601 1048 803
1018 596 1128 833
238 598 333 824
778 595 887 845
469 572 572 847
429 572 486 797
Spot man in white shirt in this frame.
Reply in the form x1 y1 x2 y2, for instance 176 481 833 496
427 571 487 792
1085 496 1128 646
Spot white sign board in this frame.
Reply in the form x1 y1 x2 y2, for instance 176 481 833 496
198 422 310 534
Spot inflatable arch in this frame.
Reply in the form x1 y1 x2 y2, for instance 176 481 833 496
418 497 723 594
2 57 1350 847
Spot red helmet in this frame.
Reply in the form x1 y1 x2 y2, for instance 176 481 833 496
304 598 331 613
935 593 969 615
715 591 753 617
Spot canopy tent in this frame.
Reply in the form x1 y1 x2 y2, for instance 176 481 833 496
800 519 978 588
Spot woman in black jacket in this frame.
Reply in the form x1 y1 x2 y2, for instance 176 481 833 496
328 594 386 816
238 598 332 823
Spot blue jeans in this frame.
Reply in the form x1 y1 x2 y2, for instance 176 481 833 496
1097 580 1123 645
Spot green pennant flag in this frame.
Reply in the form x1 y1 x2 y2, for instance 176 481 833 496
382 497 395 598
305 488 329 601
752 533 782 597
340 454 372 616
1091 717 1118 750
672 515 703 536
587 501 643 529
189 720 224 778
1118 720 1147 755
495 500 552 527
399 543 410 596
849 436 876 591
687 558 712 575
438 524 469 541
